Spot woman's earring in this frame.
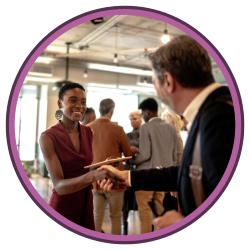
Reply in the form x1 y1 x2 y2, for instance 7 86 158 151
55 108 63 120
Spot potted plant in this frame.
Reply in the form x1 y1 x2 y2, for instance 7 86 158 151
21 161 33 178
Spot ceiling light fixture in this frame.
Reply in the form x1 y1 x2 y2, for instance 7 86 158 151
161 23 170 44
28 72 52 77
87 86 131 94
83 70 88 78
113 53 118 63
113 26 118 63
136 82 155 88
143 50 148 83
25 76 59 83
87 63 152 76
91 17 104 25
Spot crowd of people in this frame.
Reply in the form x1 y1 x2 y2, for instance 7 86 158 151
39 35 235 235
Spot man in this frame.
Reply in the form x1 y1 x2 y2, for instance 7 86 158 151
98 36 235 229
80 107 96 125
179 114 188 132
88 98 136 235
128 97 177 234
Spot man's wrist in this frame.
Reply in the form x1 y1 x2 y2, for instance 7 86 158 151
121 171 130 186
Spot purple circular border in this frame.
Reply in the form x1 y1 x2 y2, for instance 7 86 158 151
6 6 244 244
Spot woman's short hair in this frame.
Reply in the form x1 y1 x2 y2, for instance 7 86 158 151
161 111 183 133
58 82 85 100
129 110 142 122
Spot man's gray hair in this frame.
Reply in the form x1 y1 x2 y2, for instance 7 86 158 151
99 98 115 116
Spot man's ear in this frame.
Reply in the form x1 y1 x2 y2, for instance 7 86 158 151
163 72 175 94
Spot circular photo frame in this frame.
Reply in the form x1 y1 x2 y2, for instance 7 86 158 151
6 6 244 244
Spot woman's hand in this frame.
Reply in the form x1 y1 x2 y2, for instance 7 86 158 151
153 210 184 229
96 165 130 190
94 168 126 190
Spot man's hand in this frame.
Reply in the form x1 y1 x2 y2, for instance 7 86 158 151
170 191 178 198
96 165 130 190
94 168 126 190
130 146 138 155
153 210 184 229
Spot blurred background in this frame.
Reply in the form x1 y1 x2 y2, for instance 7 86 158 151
15 14 227 183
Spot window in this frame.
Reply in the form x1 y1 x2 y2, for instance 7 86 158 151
86 90 138 133
16 85 38 161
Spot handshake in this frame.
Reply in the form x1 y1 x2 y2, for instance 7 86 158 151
95 165 130 191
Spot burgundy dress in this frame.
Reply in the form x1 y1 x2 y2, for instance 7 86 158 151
43 121 95 230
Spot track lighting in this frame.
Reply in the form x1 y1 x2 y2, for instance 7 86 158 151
113 53 118 63
83 70 88 78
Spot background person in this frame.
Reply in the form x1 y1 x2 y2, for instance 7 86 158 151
80 107 96 125
39 83 124 229
122 110 142 235
179 114 188 132
128 97 177 234
161 111 184 212
87 98 137 235
161 111 183 165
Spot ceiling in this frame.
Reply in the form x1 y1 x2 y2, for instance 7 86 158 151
42 15 186 69
33 15 224 84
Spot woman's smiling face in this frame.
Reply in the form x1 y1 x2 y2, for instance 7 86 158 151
58 88 87 122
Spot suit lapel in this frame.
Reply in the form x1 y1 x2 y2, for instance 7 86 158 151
177 86 232 186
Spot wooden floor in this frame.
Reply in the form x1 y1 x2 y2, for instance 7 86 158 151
29 174 141 235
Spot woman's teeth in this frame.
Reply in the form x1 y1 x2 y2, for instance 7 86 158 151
74 111 81 114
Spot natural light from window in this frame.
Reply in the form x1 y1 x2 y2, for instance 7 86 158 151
86 90 138 133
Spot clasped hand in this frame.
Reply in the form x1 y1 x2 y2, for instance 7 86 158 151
94 167 126 191
96 165 129 191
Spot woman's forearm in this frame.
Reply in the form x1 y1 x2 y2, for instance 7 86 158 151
54 171 96 195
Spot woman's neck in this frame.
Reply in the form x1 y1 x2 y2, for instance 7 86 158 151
60 117 79 133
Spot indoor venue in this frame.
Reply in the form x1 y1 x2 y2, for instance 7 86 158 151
16 15 228 235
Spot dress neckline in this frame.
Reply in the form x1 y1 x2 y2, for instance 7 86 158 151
58 121 82 155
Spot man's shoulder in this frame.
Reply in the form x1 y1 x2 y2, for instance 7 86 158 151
147 119 175 130
88 118 123 130
86 119 98 127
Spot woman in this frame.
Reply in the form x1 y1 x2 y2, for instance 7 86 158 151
39 83 124 229
161 111 184 165
161 111 184 212
122 111 142 235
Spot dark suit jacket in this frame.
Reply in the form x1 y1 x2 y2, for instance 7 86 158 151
131 87 235 216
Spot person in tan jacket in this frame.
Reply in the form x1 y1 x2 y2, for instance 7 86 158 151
88 98 137 235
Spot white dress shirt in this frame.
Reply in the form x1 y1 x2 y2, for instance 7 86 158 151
183 82 221 131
